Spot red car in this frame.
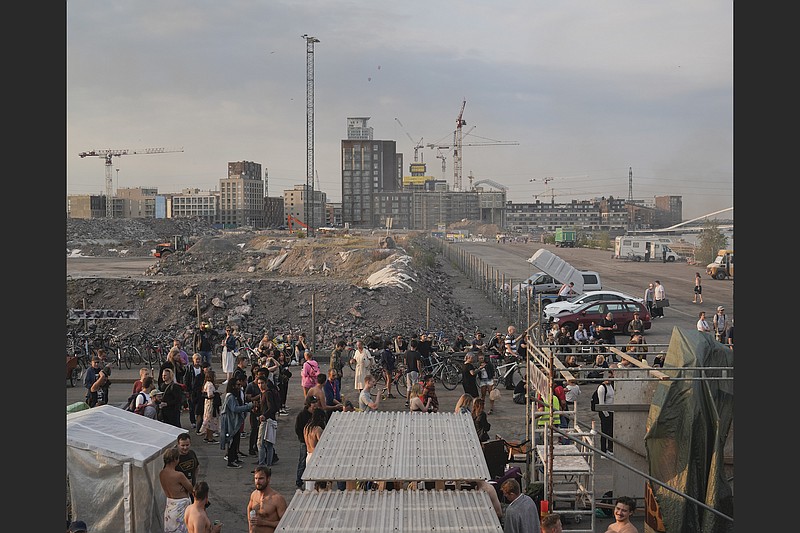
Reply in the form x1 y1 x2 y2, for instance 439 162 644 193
550 299 651 335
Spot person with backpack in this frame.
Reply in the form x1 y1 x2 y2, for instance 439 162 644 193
300 349 320 398
593 370 615 456
712 306 728 343
125 375 157 418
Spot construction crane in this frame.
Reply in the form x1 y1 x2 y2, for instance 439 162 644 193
394 118 424 162
426 99 519 191
78 147 184 218
435 150 447 179
530 176 588 204
453 99 467 191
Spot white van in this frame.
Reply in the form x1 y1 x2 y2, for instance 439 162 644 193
512 270 602 306
514 249 602 304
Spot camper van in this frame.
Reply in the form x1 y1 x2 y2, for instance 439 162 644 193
614 236 680 262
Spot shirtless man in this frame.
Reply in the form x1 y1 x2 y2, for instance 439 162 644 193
247 465 287 533
160 447 194 533
183 481 222 533
604 496 639 533
305 374 327 413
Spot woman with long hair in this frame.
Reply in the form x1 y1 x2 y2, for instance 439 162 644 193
303 408 327 490
472 398 491 442
454 393 474 414
408 383 432 412
199 369 219 443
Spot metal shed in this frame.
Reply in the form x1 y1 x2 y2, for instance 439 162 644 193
277 488 503 531
303 411 490 484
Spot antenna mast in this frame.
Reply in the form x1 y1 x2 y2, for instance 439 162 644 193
303 33 320 236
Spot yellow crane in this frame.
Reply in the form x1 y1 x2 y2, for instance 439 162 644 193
78 147 184 217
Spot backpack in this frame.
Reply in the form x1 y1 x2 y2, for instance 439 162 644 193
125 392 146 415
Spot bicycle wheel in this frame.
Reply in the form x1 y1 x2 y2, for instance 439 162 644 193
120 346 132 369
505 365 525 390
127 345 144 366
372 366 386 387
440 364 461 391
69 365 80 387
395 372 408 398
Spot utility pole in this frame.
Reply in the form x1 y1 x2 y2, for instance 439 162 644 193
303 34 320 236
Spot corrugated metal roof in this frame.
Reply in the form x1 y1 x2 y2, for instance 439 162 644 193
277 488 504 532
303 411 490 482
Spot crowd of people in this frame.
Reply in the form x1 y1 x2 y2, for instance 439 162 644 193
75 312 684 532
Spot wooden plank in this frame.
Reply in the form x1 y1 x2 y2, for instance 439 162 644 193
609 347 670 380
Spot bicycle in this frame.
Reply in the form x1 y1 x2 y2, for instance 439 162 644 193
493 355 526 390
421 352 461 391
386 362 408 399
67 330 93 385
141 329 169 369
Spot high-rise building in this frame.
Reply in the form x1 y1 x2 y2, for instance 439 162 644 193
220 161 265 228
341 118 403 228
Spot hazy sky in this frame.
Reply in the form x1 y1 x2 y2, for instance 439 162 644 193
67 0 733 221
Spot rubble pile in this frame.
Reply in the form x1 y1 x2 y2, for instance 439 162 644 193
66 219 482 348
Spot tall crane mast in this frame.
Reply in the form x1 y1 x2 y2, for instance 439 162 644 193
303 33 320 237
78 147 184 218
453 99 467 191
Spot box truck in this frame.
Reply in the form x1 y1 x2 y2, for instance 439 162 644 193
554 228 576 247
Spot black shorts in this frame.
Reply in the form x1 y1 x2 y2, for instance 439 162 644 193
694 286 702 294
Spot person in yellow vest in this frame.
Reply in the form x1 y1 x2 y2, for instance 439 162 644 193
534 392 561 445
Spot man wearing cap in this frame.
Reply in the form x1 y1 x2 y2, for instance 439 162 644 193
712 306 728 343
84 356 102 407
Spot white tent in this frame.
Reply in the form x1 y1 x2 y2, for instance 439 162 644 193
67 405 184 533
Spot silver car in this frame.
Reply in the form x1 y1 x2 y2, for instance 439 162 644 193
543 290 643 320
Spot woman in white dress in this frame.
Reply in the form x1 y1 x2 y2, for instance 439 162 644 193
221 325 238 380
350 339 374 393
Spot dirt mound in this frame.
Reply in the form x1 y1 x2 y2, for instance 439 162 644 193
188 237 242 254
449 219 501 237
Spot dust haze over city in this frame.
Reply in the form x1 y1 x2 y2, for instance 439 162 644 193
66 0 733 221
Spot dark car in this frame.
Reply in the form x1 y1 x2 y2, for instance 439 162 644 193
550 299 651 335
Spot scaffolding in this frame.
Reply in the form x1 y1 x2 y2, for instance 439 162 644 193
521 341 734 531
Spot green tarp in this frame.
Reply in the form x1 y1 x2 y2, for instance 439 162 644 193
645 328 734 532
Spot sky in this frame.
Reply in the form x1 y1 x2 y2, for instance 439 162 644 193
66 0 733 221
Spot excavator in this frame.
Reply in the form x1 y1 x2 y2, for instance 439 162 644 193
153 235 191 258
287 214 309 233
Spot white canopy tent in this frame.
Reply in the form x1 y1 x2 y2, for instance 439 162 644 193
67 405 184 533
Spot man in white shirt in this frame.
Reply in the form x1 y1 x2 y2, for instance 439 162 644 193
652 280 667 318
557 281 575 302
696 311 711 333
574 323 590 345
